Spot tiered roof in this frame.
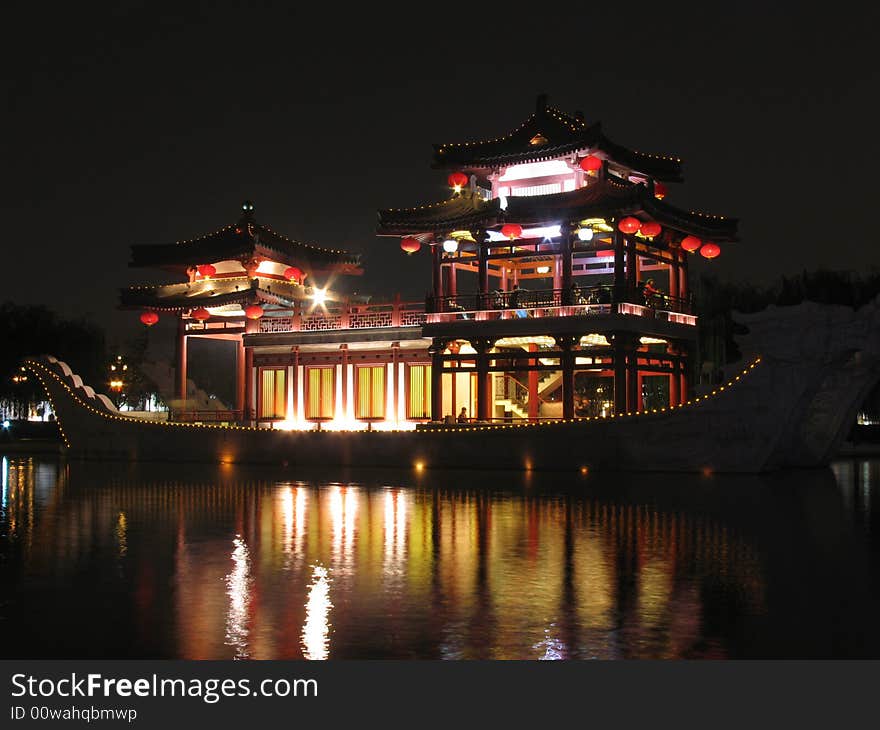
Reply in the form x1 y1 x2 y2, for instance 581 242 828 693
433 95 683 182
378 178 738 242
129 202 362 273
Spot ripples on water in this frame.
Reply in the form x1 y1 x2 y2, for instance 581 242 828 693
1 454 879 659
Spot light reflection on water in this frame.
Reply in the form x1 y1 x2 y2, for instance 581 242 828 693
2 455 880 659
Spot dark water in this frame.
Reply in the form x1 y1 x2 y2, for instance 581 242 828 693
1 453 879 659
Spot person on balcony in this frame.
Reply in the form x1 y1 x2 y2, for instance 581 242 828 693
641 278 659 307
457 407 469 424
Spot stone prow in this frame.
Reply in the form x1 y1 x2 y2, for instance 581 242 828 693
731 295 880 468
27 355 121 416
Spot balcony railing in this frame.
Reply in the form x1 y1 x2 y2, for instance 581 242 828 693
258 300 427 334
425 286 696 325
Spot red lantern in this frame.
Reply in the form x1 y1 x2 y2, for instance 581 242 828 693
139 311 159 327
197 264 216 278
244 304 264 319
680 235 702 253
191 307 210 322
618 217 641 234
579 155 602 172
654 182 668 200
501 223 523 240
400 237 421 255
700 242 721 259
284 266 304 282
447 172 468 189
640 221 662 238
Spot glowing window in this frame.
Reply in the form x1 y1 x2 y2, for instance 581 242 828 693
306 367 335 419
407 364 432 419
356 365 385 420
259 368 286 419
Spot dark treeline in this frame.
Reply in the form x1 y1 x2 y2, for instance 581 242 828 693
0 302 106 416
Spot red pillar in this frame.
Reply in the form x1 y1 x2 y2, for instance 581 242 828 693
244 317 259 421
244 347 254 421
476 339 491 422
236 336 245 414
340 344 348 418
613 335 627 415
561 337 575 420
528 343 539 420
430 340 444 421
432 243 443 306
669 358 680 407
391 342 400 421
626 345 638 414
175 316 187 401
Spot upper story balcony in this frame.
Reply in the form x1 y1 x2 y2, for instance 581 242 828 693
425 285 696 327
255 298 427 334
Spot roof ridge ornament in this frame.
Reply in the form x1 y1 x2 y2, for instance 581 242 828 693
239 200 256 224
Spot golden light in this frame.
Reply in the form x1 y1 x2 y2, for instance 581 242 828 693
311 288 327 306
225 536 252 659
302 565 332 660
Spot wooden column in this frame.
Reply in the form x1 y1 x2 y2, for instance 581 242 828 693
613 334 627 415
291 346 300 420
175 315 187 401
244 316 259 422
613 229 625 303
430 339 444 421
475 339 491 422
528 343 539 420
391 342 400 421
627 343 638 413
561 223 573 303
680 344 690 404
475 229 489 307
236 335 245 414
448 262 457 297
244 347 254 421
669 346 680 407
560 336 575 420
668 252 679 305
432 244 443 305
680 250 689 302
625 234 637 296
340 344 349 417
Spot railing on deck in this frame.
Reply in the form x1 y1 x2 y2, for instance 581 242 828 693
258 299 427 334
172 409 249 423
426 286 695 324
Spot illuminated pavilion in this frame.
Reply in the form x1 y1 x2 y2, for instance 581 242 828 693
378 94 738 422
122 95 736 429
120 202 432 429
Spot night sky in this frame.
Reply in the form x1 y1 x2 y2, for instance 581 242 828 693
4 4 878 346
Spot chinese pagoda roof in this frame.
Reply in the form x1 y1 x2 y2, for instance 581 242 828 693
119 277 311 311
433 95 683 182
378 178 738 242
129 202 362 273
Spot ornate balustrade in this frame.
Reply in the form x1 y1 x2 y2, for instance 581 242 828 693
258 299 426 334
425 286 696 326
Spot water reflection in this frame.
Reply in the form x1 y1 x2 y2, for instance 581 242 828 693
225 536 251 659
2 455 880 658
302 565 332 660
